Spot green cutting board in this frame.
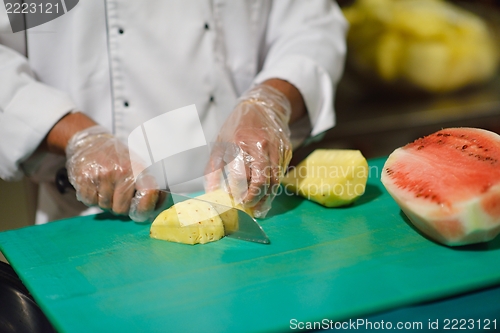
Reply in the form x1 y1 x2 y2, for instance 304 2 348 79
1 157 499 333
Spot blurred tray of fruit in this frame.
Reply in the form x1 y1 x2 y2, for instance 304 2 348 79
341 0 500 95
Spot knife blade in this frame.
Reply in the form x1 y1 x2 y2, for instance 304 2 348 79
157 190 270 244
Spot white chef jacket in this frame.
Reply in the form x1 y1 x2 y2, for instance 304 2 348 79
0 0 348 223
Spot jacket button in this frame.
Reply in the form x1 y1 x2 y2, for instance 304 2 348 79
209 95 214 102
204 23 209 30
124 101 129 107
118 28 124 34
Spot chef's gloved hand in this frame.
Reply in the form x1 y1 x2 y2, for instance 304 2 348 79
65 125 159 222
205 85 293 218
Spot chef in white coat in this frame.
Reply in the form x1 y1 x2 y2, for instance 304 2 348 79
0 0 347 224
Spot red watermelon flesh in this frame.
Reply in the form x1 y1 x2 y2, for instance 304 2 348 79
381 127 500 246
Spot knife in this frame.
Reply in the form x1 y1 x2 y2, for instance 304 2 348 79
56 168 270 244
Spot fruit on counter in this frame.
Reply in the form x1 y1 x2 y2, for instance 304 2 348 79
281 149 369 207
381 128 500 246
342 0 499 93
150 189 251 245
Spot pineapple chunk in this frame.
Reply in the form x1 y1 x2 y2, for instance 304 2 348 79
150 189 251 245
195 189 252 234
150 199 224 245
282 150 368 207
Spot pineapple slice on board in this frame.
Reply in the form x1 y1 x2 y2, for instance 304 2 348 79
150 198 224 245
282 150 369 207
150 189 251 245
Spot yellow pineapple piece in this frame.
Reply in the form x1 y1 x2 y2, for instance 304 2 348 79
150 189 252 245
403 41 450 91
376 31 404 80
282 150 368 207
150 199 224 245
196 189 244 234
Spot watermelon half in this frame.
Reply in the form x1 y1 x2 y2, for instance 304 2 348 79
381 127 500 246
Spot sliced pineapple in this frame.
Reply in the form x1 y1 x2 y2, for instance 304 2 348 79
282 150 368 207
150 189 251 245
150 198 224 245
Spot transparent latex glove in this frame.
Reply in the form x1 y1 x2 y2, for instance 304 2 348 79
205 85 293 218
65 125 160 222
